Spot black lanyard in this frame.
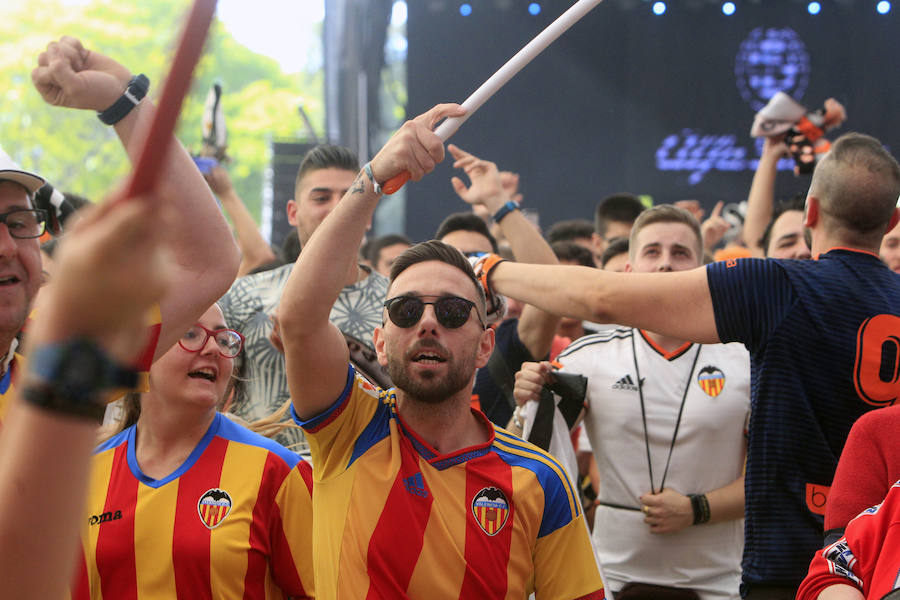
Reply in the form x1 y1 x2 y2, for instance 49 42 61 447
632 332 702 495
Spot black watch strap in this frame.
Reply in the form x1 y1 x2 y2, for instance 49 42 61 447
21 383 108 423
97 74 150 126
23 339 138 423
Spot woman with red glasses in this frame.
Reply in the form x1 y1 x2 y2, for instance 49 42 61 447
70 304 314 599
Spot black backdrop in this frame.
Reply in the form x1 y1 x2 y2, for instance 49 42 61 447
404 1 899 240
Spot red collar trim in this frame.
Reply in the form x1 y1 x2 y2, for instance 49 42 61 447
396 406 495 470
639 330 692 361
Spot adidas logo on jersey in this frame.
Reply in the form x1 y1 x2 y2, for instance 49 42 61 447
404 472 429 498
612 374 640 392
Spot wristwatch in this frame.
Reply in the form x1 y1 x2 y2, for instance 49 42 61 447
97 74 150 126
23 338 138 422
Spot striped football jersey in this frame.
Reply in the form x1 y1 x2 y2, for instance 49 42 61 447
293 365 605 600
71 412 313 599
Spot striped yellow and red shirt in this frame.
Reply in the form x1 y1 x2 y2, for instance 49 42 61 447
293 365 604 600
71 412 313 599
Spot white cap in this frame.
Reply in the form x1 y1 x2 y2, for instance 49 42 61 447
0 146 45 194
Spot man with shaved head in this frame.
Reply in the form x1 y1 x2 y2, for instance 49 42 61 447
485 132 900 599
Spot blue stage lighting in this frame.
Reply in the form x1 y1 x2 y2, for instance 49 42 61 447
528 2 541 15
460 3 472 16
722 2 736 15
652 1 666 15
877 0 891 13
807 1 821 14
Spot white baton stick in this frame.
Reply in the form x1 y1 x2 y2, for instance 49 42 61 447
383 0 604 194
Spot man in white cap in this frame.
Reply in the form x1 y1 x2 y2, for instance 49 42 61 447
0 149 49 418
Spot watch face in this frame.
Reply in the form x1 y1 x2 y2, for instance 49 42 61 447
52 340 108 397
65 346 103 389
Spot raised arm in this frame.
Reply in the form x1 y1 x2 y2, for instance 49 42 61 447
742 137 789 255
0 191 173 599
490 261 721 344
31 36 240 359
204 164 277 277
279 104 465 419
448 145 559 359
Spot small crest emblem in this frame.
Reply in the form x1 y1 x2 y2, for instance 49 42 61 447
471 486 510 536
697 366 726 397
197 488 232 529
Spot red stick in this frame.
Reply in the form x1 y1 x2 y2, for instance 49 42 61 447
122 0 218 200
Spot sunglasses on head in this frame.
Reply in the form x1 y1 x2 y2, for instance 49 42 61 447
383 295 485 330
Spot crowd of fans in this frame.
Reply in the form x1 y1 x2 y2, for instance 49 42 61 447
2 31 900 600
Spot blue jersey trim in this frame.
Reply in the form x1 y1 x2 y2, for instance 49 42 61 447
292 363 355 431
0 367 11 395
95 426 130 455
125 413 222 488
493 430 581 537
348 398 393 468
215 413 301 468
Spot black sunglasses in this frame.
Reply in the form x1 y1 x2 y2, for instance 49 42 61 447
383 295 485 330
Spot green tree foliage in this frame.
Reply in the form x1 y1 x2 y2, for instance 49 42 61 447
0 0 323 221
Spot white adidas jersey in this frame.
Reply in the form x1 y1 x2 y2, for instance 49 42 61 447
557 326 750 600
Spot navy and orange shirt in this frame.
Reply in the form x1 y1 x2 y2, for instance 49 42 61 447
72 412 313 599
707 248 900 587
293 364 604 600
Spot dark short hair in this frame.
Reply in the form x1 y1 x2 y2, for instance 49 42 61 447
368 233 413 265
280 229 302 263
434 212 498 253
389 240 487 318
759 193 806 255
811 132 900 236
600 236 630 268
294 144 358 190
629 204 702 260
594 193 646 237
551 241 596 268
546 219 595 244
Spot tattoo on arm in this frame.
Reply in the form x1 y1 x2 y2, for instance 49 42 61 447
350 172 366 195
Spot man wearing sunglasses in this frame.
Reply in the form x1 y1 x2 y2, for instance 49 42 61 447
278 104 604 599
485 132 900 600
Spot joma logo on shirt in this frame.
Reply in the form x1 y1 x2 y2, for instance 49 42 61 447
88 511 122 526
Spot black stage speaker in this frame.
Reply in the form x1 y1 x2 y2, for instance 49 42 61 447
268 141 316 251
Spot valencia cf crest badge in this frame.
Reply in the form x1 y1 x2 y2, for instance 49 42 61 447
697 365 726 397
472 486 510 536
197 488 232 529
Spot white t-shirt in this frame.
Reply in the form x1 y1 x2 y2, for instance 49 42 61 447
557 327 750 600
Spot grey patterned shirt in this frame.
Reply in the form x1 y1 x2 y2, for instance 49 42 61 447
218 263 389 454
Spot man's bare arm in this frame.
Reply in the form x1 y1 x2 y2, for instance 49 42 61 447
490 262 721 344
0 191 172 599
742 137 789 255
448 145 558 358
32 37 240 359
